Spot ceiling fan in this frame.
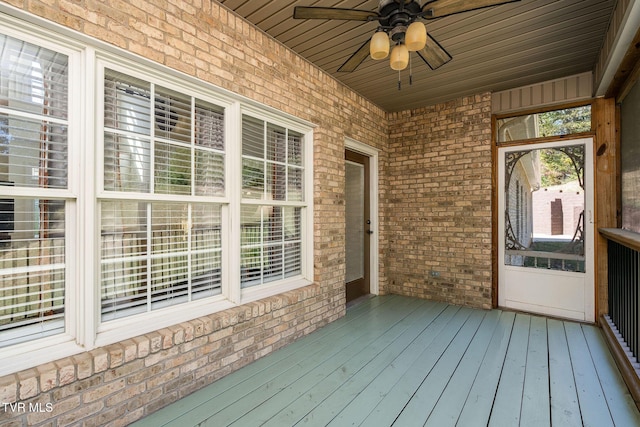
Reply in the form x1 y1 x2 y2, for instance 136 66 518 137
293 0 520 73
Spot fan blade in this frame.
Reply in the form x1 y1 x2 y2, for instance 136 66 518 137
416 34 452 70
293 6 379 21
337 39 371 72
422 0 520 19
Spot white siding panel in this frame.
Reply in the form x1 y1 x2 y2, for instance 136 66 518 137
492 72 593 113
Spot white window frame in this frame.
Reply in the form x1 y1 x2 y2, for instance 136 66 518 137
93 57 314 346
236 106 315 305
0 11 315 376
0 18 86 375
93 56 237 344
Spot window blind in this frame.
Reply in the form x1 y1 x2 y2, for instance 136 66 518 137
101 202 222 320
0 202 66 346
240 206 302 287
101 69 226 321
195 100 225 197
241 115 304 288
0 35 69 347
0 34 68 120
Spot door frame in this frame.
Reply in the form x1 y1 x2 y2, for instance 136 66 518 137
495 136 595 321
345 138 379 296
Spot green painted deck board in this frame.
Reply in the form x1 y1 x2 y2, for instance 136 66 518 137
581 324 640 427
548 319 582 427
423 309 503 427
358 306 473 427
132 296 640 427
178 297 424 426
565 321 615 427
323 304 464 427
226 298 438 426
392 309 488 427
135 295 402 427
455 311 515 427
260 301 450 427
331 305 470 427
202 300 416 426
488 314 531 427
520 315 550 427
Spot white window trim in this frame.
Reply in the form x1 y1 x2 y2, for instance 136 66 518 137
237 106 315 304
0 16 86 376
0 9 315 376
93 57 235 345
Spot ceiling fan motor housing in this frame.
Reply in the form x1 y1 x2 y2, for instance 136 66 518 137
389 26 408 43
293 0 514 73
378 0 424 43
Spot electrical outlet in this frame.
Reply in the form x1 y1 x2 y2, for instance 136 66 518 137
430 270 440 278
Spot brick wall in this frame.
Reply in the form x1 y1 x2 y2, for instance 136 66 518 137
533 185 585 237
0 0 498 424
0 286 335 426
0 0 388 425
385 93 493 309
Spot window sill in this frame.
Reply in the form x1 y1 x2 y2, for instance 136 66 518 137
0 334 84 378
240 276 313 305
95 295 236 348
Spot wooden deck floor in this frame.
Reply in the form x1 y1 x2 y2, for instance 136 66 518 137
133 295 640 427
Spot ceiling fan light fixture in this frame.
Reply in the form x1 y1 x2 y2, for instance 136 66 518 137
370 31 390 60
405 21 427 51
390 44 409 70
293 0 495 78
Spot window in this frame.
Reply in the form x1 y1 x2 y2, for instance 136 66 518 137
0 34 70 347
100 69 226 321
241 116 304 288
0 21 312 375
97 67 312 328
496 105 592 143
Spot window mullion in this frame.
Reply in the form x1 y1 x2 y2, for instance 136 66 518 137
189 97 195 301
187 203 193 302
263 120 268 200
285 128 289 202
78 46 97 348
191 97 196 197
146 83 154 314
281 207 285 281
260 204 265 284
150 83 156 194
225 102 241 304
146 202 152 313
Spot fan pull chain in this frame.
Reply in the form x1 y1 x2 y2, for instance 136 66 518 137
398 69 401 90
409 55 413 86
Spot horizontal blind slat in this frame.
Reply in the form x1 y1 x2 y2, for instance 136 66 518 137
0 34 69 120
240 205 302 288
100 202 222 321
0 194 66 346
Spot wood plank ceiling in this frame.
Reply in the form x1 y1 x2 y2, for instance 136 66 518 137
218 0 616 112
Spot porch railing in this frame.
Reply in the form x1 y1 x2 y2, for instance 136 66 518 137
505 249 585 272
601 229 640 365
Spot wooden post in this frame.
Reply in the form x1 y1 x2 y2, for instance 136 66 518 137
592 97 619 319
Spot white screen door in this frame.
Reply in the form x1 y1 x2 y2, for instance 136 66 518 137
498 138 594 322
